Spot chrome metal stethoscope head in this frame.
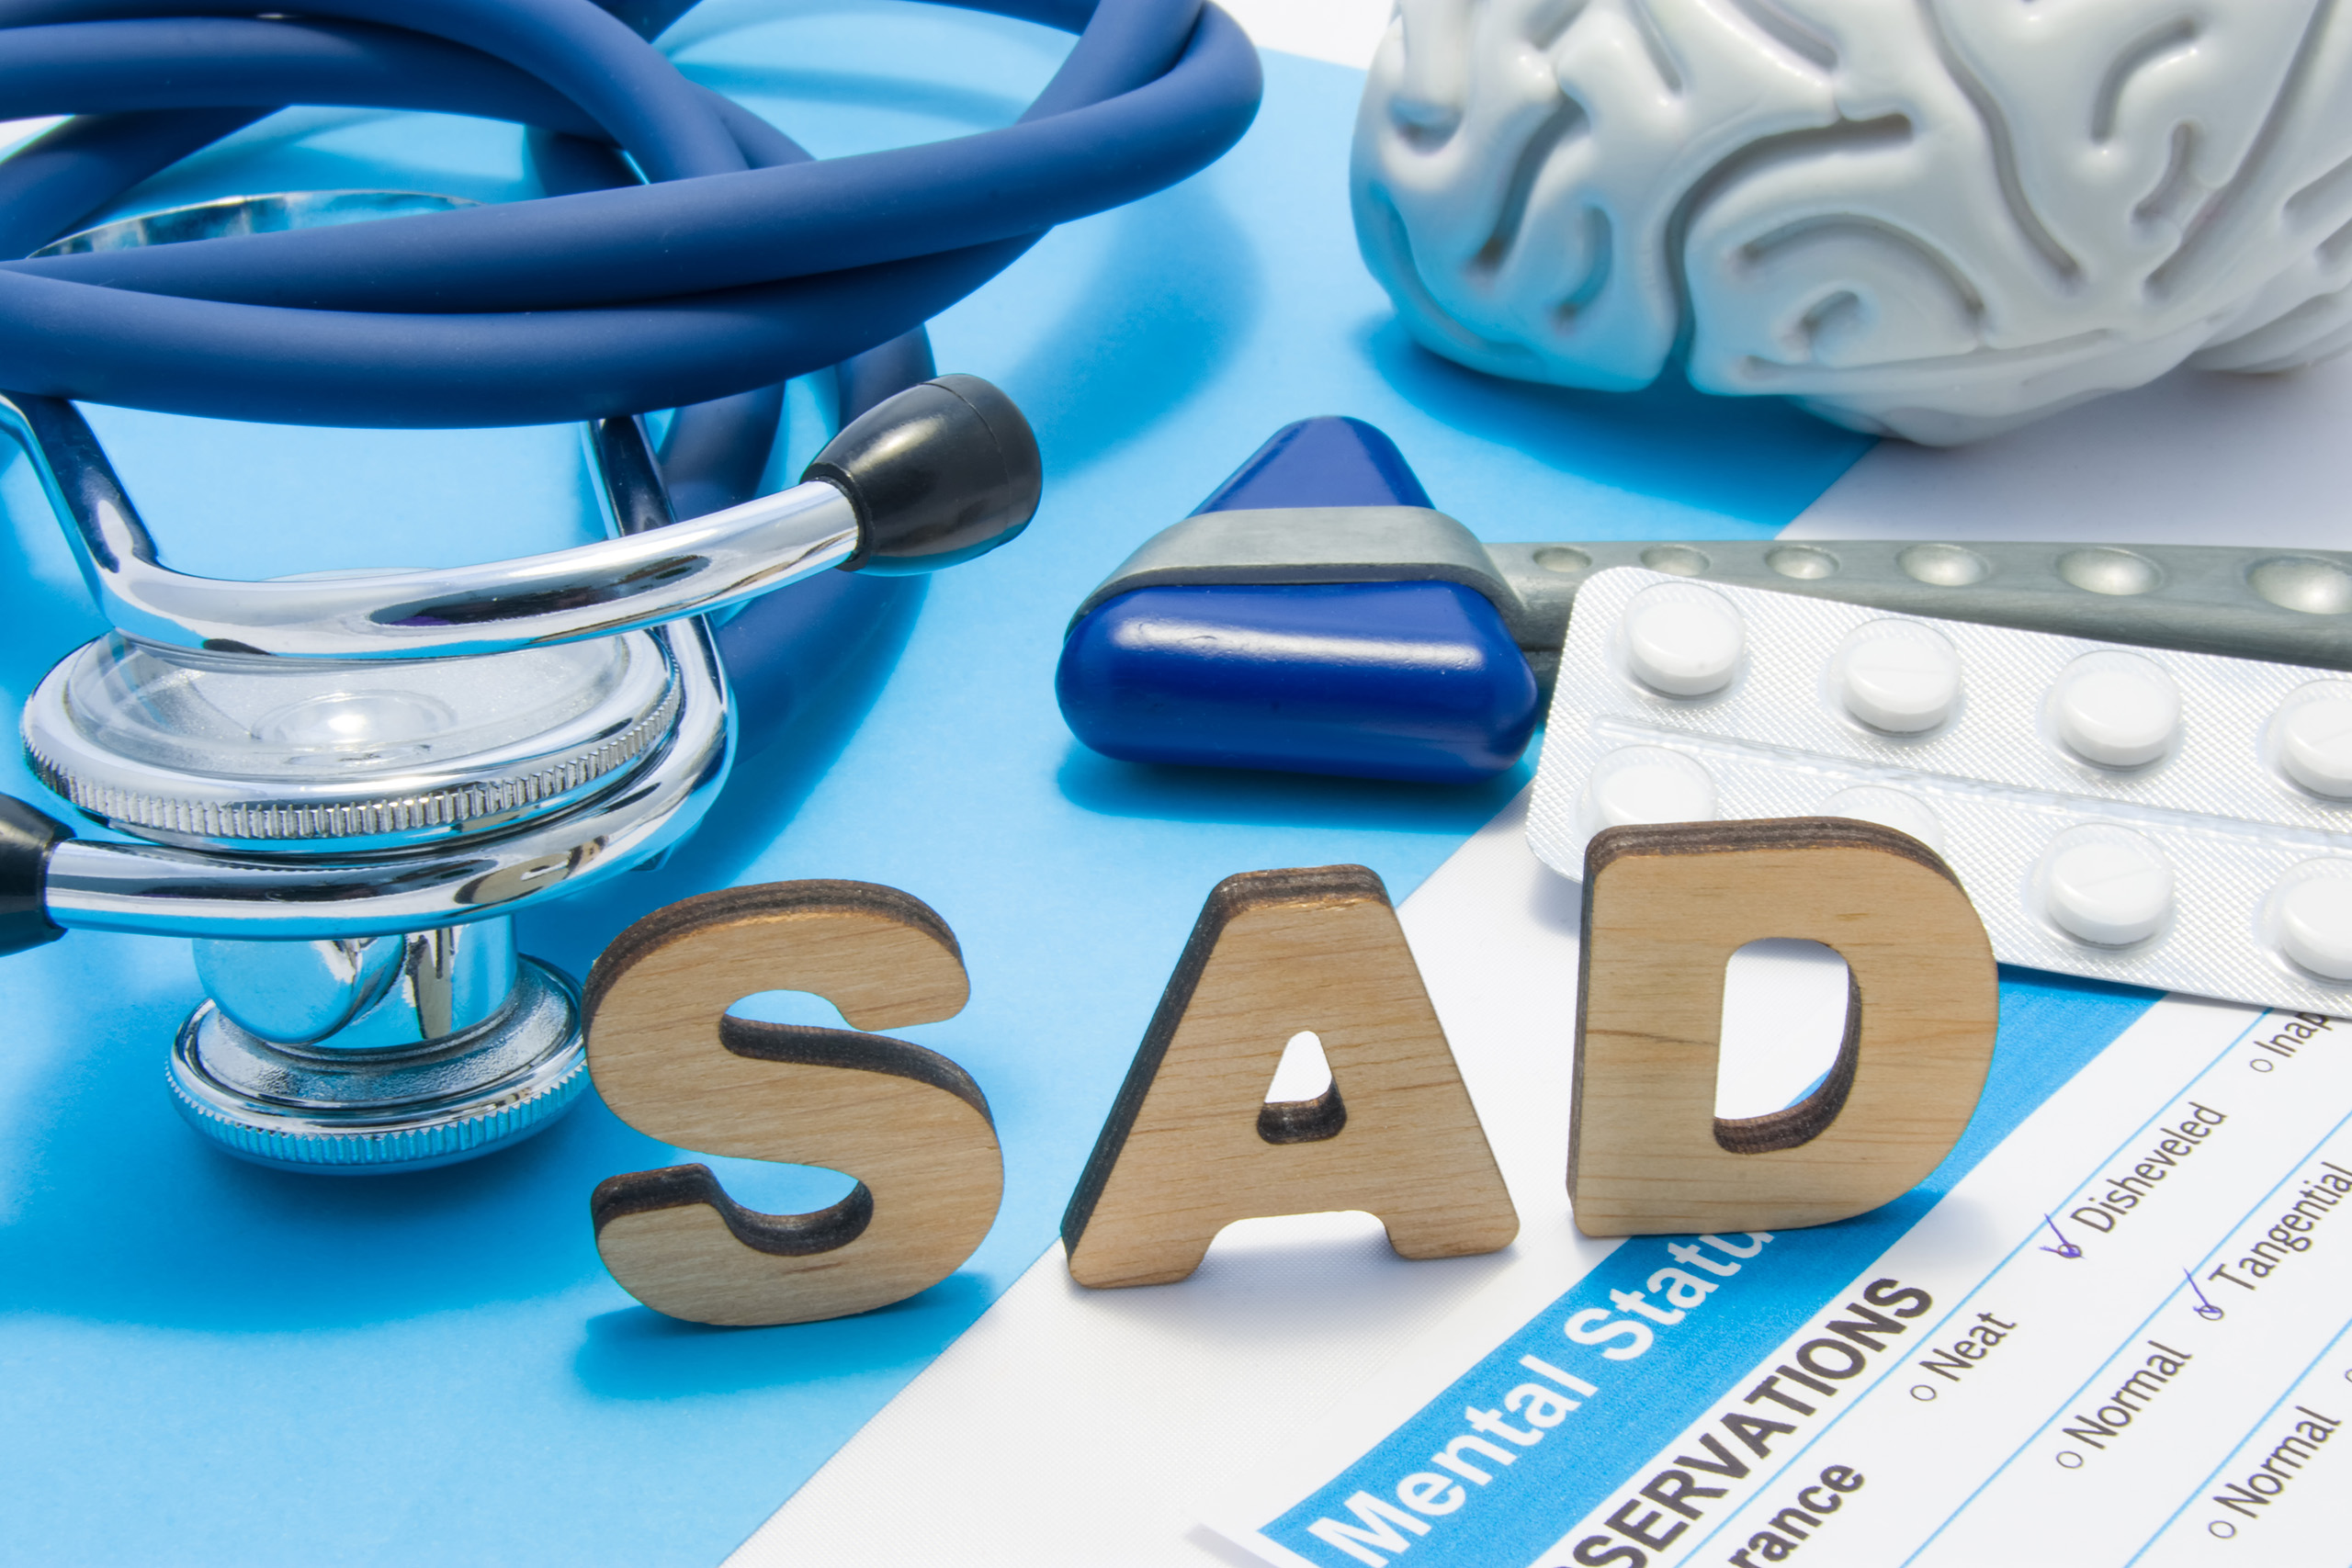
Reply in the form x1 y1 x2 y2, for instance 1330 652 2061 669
0 194 1040 1176
25 631 684 852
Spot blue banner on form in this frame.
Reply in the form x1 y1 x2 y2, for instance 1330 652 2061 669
1260 971 2159 1568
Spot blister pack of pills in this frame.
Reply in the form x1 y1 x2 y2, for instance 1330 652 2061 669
1526 567 2352 1013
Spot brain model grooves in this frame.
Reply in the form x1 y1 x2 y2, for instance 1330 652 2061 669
1353 0 2352 443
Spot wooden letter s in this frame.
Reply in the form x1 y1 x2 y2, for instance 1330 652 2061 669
585 881 1001 1326
1572 819 1998 1237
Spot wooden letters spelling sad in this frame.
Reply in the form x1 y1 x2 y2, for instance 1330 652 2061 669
585 819 1996 1325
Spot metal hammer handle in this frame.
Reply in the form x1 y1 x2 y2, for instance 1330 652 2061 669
1076 506 2352 694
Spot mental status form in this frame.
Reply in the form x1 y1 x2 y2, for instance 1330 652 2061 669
1214 994 2352 1568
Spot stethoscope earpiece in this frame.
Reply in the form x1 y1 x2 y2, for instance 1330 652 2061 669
815 373 1041 575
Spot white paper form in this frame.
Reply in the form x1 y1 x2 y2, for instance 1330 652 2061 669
1208 993 2352 1568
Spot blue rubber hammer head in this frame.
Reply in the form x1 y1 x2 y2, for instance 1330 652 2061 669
1055 418 1540 784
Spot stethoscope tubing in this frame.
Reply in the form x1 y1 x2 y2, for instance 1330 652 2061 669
0 0 1261 425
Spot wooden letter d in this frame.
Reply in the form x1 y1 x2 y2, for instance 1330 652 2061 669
1571 819 1998 1237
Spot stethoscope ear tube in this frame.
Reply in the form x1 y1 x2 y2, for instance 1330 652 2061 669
0 372 1038 661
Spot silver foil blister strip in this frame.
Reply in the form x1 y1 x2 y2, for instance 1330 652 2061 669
1529 568 2352 1013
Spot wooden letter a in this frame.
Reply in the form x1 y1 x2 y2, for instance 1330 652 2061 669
1062 864 1518 1288
1572 819 1998 1237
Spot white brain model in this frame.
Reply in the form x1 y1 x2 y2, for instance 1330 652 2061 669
1353 0 2352 442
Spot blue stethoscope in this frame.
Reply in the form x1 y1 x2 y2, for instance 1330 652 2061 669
0 0 1262 1172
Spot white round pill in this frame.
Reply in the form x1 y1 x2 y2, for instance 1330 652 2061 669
2041 831 2173 945
2274 695 2352 798
2275 877 2352 979
2049 656 2179 768
1838 626 1962 733
1623 589 1743 696
1820 785 1945 852
1578 747 1717 831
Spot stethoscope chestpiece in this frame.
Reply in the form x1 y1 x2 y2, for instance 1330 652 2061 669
22 630 697 1171
22 629 695 1170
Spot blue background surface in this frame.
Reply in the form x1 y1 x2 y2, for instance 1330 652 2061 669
0 8 1873 1563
